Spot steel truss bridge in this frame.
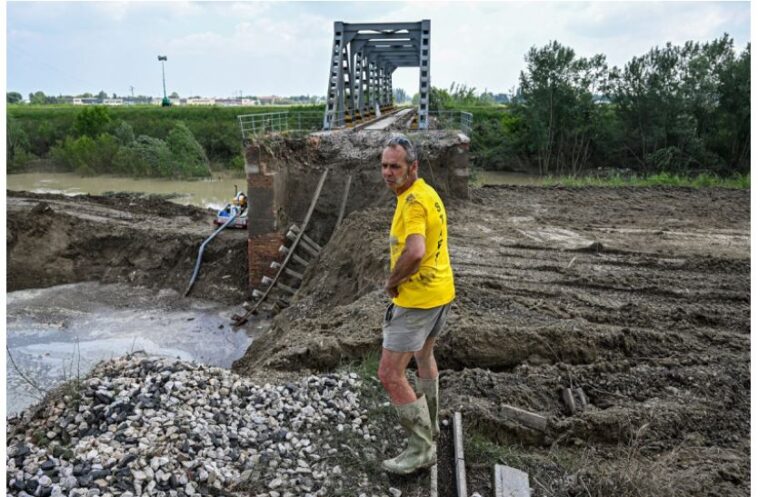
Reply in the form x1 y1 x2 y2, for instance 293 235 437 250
323 20 431 130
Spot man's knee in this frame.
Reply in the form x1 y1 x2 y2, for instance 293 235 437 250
378 360 403 388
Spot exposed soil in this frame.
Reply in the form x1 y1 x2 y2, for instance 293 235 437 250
7 185 750 496
6 190 249 304
233 185 750 497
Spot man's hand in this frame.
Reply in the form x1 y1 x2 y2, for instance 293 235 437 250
385 282 399 298
385 234 425 298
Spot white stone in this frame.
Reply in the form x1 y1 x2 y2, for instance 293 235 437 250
268 477 283 489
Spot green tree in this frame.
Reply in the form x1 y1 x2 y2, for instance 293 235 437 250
428 86 450 111
115 135 174 177
7 117 33 172
73 106 112 138
607 34 749 173
518 40 609 175
7 92 23 104
113 120 135 146
50 134 119 175
166 122 210 177
29 91 47 105
394 88 409 104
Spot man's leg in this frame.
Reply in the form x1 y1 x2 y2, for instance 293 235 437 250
378 347 435 474
413 337 438 380
414 337 440 438
377 348 416 405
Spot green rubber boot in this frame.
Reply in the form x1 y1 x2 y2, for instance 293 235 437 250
382 395 436 475
415 376 439 439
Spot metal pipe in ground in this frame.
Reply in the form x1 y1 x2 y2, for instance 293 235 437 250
453 411 468 497
430 463 438 497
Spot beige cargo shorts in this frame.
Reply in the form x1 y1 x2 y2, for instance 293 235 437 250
382 302 452 352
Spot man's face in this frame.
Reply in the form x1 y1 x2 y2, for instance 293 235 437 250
381 145 415 193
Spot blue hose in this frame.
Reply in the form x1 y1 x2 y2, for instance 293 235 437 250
184 211 239 297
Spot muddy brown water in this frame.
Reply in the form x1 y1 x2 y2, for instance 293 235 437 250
6 171 247 209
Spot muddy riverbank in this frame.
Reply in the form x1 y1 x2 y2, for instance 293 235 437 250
7 190 248 303
6 185 750 496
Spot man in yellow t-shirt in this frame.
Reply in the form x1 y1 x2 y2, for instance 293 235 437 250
377 133 455 475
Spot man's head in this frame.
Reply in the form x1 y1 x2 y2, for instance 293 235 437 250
381 134 419 194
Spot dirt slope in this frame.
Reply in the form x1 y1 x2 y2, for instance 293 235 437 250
6 191 249 304
7 185 750 496
234 185 750 496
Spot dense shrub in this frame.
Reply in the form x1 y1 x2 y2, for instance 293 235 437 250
166 122 210 177
113 120 135 145
49 134 120 175
7 118 35 173
6 105 321 175
72 106 112 138
114 135 174 177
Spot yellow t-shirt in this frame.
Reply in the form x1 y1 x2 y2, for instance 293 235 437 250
389 178 455 308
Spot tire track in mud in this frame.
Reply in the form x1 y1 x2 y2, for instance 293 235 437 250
235 186 750 497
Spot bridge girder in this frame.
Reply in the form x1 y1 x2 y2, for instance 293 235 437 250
324 20 431 130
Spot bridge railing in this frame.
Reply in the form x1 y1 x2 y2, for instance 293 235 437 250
237 111 330 140
237 112 289 139
239 109 473 138
429 110 473 135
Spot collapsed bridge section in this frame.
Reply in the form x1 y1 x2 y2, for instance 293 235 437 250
243 130 470 293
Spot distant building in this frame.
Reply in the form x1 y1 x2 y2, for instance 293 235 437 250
102 98 123 106
215 98 258 107
72 97 100 105
187 98 217 106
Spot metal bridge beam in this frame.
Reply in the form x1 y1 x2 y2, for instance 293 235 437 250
324 20 431 129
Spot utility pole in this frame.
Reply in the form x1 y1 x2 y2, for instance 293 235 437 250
129 85 135 98
158 55 170 107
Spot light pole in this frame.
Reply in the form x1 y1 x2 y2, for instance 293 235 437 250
158 55 170 107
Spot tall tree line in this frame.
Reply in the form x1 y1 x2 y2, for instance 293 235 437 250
427 34 749 176
509 34 750 175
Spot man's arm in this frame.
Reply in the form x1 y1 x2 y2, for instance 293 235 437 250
386 234 426 298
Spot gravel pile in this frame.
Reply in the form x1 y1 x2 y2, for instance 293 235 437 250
6 354 378 497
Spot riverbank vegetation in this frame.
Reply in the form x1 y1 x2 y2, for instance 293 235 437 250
434 34 750 180
540 171 750 189
7 105 322 177
7 35 748 180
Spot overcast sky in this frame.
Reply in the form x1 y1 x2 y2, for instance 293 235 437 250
6 1 751 99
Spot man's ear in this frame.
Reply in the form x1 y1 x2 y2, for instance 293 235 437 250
410 160 419 176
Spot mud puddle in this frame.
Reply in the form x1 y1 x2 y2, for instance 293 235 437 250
6 281 267 417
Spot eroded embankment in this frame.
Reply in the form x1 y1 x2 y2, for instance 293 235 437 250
233 185 750 496
6 185 751 496
6 191 248 304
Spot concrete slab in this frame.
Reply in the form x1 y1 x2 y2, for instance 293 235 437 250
494 464 531 497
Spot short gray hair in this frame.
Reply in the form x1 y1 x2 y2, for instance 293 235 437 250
384 133 418 164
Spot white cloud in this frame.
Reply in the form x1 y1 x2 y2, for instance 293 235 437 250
6 1 751 97
89 2 132 22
